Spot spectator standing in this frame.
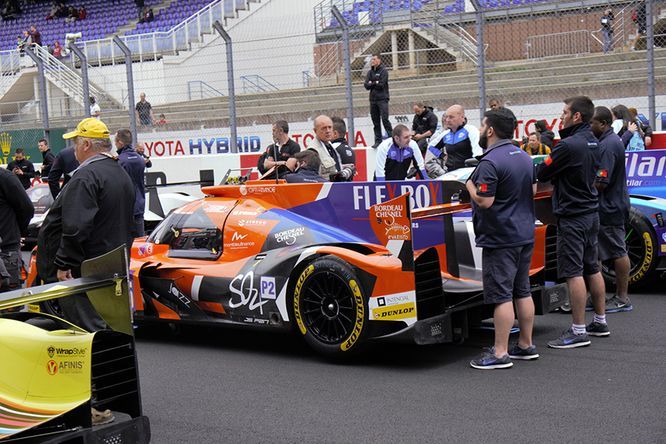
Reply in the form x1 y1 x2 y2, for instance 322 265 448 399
115 129 147 238
135 142 152 168
284 151 327 183
375 124 427 181
52 40 62 58
590 107 632 314
307 115 344 180
135 92 154 126
441 104 481 171
36 118 134 333
78 6 87 20
536 96 607 348
7 148 35 189
632 1 647 49
0 168 34 293
48 146 79 198
467 107 538 370
601 9 614 53
411 102 438 154
330 116 356 168
29 25 41 46
520 132 551 155
257 120 300 175
90 96 101 119
534 120 555 148
488 98 503 110
364 54 392 148
38 138 55 178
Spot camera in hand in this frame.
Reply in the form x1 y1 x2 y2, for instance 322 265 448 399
330 164 356 182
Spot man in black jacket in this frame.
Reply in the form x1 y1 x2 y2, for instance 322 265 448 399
364 54 392 148
0 168 34 292
536 96 607 349
257 120 300 176
411 103 438 154
47 146 79 198
38 138 55 178
7 148 36 189
37 118 134 332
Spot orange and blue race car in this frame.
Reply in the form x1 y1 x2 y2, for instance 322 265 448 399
130 179 566 356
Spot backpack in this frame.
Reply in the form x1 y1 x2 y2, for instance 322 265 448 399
627 132 646 151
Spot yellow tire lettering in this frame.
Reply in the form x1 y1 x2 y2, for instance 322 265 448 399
632 232 653 283
293 265 314 335
341 279 364 352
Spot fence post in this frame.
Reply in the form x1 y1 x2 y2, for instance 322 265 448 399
24 46 50 139
646 0 656 129
213 20 238 154
68 43 91 118
331 6 355 147
470 0 486 121
113 36 138 146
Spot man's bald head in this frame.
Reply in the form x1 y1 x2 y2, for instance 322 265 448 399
314 115 333 143
444 104 466 130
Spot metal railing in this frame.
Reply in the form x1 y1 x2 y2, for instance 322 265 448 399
187 80 225 100
240 74 279 93
526 30 593 59
32 44 112 108
75 0 248 66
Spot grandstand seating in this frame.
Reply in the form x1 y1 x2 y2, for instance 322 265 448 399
0 0 221 51
329 0 553 27
127 0 215 35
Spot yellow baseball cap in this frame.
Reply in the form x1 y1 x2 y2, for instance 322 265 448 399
63 118 110 139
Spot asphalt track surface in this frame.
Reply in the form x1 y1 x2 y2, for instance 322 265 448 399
136 281 666 443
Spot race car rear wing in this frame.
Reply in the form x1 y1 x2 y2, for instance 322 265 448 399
0 246 133 335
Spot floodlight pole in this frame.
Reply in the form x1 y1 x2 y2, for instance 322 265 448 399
113 36 137 146
213 20 238 154
24 46 50 139
470 0 486 121
331 6 355 147
68 43 91 118
646 0 656 128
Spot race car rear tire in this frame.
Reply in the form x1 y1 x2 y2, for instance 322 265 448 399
601 207 658 289
292 257 368 356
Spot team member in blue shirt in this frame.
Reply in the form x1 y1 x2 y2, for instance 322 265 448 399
537 96 607 349
590 106 632 314
115 129 147 238
375 124 427 181
466 107 538 370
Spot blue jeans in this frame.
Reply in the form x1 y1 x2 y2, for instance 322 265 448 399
602 29 613 53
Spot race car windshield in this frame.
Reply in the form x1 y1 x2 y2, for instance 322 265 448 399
149 208 223 260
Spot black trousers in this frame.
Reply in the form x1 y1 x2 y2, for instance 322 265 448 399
370 100 392 145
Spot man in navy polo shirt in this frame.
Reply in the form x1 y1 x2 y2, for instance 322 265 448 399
466 107 538 370
590 106 632 315
375 124 427 181
537 96 607 349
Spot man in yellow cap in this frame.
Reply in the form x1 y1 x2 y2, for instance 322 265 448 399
36 118 135 330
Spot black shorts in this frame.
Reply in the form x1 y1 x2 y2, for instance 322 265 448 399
598 224 627 261
556 213 600 279
482 243 534 305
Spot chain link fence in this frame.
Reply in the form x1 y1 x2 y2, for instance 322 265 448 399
1 0 665 151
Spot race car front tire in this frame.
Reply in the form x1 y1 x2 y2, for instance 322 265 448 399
292 257 368 356
601 207 658 289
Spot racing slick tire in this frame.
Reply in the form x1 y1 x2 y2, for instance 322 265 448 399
601 207 658 289
292 257 368 356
